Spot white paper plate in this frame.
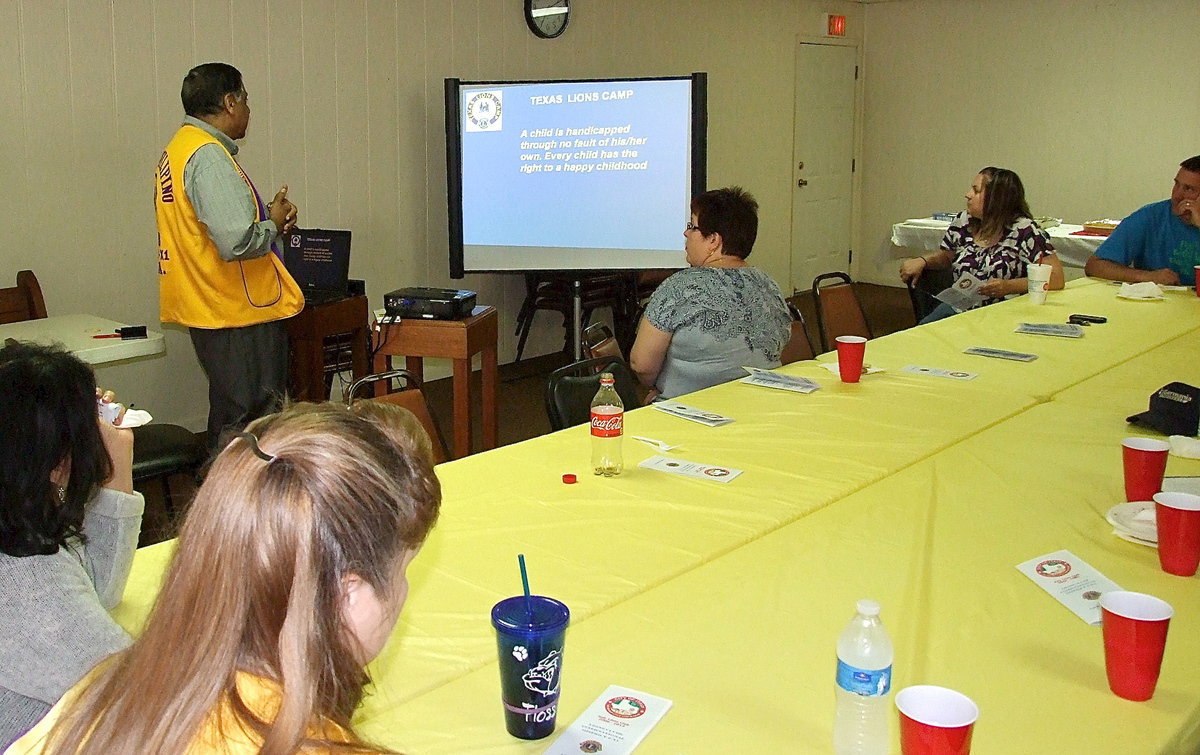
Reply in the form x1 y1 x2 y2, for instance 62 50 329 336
1113 530 1157 548
1116 294 1165 302
1106 501 1157 543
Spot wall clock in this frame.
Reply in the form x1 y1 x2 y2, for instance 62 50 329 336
525 0 570 39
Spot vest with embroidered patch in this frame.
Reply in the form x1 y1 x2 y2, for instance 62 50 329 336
156 124 302 328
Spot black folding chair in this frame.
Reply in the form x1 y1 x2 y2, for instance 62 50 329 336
543 356 642 431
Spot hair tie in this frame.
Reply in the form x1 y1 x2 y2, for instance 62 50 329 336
236 431 276 463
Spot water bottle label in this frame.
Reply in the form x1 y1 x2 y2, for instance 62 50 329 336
835 660 891 697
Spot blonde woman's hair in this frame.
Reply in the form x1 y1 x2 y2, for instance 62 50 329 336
45 402 441 754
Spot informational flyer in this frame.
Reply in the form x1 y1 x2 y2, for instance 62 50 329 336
740 366 821 393
935 273 987 311
652 401 734 427
900 365 978 380
638 455 742 483
1016 549 1122 625
1015 322 1085 338
544 685 673 755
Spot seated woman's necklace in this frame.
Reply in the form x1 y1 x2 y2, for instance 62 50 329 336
706 255 746 269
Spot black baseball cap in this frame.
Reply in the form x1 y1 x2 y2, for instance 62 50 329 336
1127 382 1200 437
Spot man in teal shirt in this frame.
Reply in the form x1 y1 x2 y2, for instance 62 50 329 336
1085 155 1200 286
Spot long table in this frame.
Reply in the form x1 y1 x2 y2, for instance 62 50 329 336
115 279 1200 751
379 409 1200 753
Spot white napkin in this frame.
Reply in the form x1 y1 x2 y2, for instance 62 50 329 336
115 409 154 429
1168 434 1200 459
903 218 952 228
1117 281 1164 300
818 362 885 376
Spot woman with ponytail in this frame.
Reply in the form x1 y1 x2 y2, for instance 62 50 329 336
11 401 441 754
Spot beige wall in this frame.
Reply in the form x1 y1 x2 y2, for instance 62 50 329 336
857 0 1200 284
0 0 862 430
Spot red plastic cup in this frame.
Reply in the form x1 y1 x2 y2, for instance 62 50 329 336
1100 591 1173 701
1122 438 1169 502
1153 491 1200 576
896 685 978 754
835 336 867 383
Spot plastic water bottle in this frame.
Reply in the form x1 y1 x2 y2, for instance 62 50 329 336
590 373 623 476
833 599 893 754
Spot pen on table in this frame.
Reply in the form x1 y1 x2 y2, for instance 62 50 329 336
92 333 122 339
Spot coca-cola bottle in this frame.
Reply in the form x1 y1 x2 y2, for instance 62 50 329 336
590 372 624 476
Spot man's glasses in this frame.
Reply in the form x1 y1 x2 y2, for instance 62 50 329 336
685 222 700 233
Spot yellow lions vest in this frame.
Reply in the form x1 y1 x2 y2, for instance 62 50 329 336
156 125 303 329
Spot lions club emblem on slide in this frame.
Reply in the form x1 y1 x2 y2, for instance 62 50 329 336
578 741 603 753
604 695 647 719
465 90 503 132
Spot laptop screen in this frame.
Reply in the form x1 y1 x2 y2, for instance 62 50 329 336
283 229 351 296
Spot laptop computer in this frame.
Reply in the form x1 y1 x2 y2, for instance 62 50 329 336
282 229 352 305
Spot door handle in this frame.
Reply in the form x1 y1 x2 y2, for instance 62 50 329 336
796 179 808 187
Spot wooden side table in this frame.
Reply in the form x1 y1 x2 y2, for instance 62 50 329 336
373 306 498 459
287 295 370 402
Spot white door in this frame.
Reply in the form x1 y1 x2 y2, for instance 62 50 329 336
790 42 858 295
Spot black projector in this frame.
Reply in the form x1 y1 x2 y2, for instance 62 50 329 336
384 287 477 320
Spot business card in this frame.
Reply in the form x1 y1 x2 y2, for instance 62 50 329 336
544 685 673 755
1016 549 1122 625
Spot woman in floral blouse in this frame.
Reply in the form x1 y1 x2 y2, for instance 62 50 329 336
899 167 1064 323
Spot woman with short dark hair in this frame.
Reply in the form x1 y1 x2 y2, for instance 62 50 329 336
900 167 1064 323
630 186 791 399
0 342 141 749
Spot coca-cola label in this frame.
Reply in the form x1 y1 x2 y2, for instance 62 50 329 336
590 410 623 438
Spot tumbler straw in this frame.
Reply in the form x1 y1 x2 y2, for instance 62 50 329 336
518 553 533 622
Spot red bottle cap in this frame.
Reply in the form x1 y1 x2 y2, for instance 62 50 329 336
562 473 577 484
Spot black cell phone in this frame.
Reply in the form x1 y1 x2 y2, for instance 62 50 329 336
1068 314 1107 325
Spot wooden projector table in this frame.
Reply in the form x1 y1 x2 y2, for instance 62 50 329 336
373 306 497 459
286 295 370 402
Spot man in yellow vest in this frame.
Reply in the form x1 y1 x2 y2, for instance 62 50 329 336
155 63 305 451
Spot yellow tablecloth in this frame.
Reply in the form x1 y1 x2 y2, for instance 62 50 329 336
370 403 1200 753
111 278 1200 751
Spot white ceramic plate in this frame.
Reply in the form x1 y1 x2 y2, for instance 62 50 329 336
1106 501 1157 543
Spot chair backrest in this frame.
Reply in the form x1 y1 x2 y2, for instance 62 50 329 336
582 322 622 362
0 270 47 324
780 302 815 365
811 272 871 353
544 356 642 431
346 369 448 464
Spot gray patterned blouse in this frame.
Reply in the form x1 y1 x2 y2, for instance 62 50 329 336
645 266 791 399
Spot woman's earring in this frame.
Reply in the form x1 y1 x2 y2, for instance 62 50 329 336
56 486 66 503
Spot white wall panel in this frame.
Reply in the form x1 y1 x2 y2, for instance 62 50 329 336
0 0 862 429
